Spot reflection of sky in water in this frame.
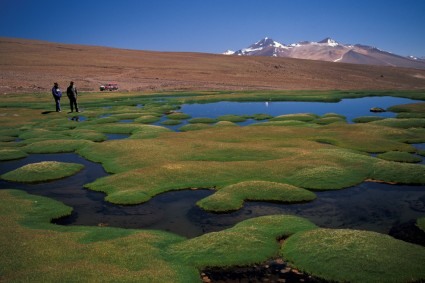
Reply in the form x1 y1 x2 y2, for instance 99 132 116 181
181 96 422 122
1 153 424 240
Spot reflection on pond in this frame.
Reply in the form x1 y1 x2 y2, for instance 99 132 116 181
180 96 422 122
68 115 87 122
1 154 424 242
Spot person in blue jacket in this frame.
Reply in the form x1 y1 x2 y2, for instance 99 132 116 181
52 82 62 112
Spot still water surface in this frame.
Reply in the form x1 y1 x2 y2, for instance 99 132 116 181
180 96 422 122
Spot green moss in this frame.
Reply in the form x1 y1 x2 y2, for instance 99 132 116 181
370 160 425 184
270 113 318 122
281 228 425 283
314 116 346 125
160 119 182 126
23 139 91 154
166 112 191 120
217 115 247 123
214 121 238 128
0 149 28 161
377 151 422 163
130 125 172 139
417 217 425 232
353 116 386 123
0 189 197 282
197 181 316 212
245 113 273 120
179 123 212 131
1 161 84 183
287 165 366 190
188 117 217 124
134 115 161 124
371 118 425 129
170 215 317 268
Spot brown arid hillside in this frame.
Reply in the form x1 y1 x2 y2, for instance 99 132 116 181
1 37 425 94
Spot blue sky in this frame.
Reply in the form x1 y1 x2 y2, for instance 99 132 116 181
1 0 424 56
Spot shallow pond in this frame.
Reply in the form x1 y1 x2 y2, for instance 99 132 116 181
180 96 422 122
1 153 424 243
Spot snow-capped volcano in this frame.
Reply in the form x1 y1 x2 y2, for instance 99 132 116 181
224 37 425 69
233 37 290 57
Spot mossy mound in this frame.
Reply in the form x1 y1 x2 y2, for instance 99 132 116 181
281 228 425 283
160 119 182 126
179 123 212 131
314 116 346 125
170 215 317 268
188 117 217 124
214 121 238 128
377 151 422 163
1 161 84 183
370 160 425 184
353 116 386 123
23 139 91 154
0 149 28 161
134 115 161 124
287 165 365 190
270 113 318 122
197 181 316 212
166 112 191 120
246 113 273 120
217 115 247 123
371 118 425 129
0 189 197 282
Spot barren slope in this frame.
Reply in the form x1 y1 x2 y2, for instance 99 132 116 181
1 37 425 94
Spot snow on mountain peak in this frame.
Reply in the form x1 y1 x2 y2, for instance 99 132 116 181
223 49 235 55
318 37 339 47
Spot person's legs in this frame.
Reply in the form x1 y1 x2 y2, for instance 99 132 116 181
70 97 79 112
55 99 61 112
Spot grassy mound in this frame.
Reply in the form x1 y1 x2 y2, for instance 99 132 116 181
134 115 161 124
377 151 422 163
0 189 197 282
217 115 247 123
169 215 317 268
281 228 425 283
270 113 318 122
197 181 316 212
371 118 425 129
0 149 28 161
1 161 84 183
287 165 366 190
160 119 182 126
353 116 386 123
188 117 217 124
166 112 191 120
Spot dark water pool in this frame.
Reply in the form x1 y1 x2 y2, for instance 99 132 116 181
1 153 424 242
180 96 422 122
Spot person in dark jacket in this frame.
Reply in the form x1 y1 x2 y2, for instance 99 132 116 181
51 82 62 112
66 81 79 112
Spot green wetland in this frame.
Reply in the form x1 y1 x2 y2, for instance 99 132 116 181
1 90 425 282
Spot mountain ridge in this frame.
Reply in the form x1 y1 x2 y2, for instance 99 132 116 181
226 37 425 70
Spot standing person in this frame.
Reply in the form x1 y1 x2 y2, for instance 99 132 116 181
66 81 79 112
52 82 62 112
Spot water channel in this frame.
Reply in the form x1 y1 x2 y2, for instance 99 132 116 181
1 151 424 243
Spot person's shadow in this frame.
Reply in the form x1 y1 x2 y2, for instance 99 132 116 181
41 111 56 114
